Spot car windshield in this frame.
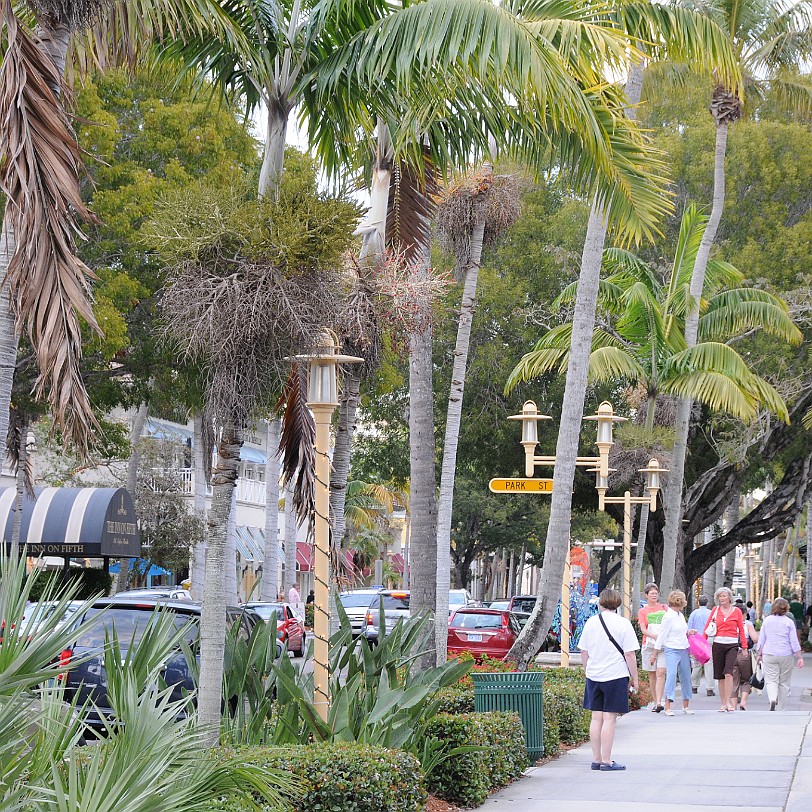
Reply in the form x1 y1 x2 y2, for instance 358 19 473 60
451 613 502 629
73 608 198 648
340 594 377 608
449 593 466 606
248 604 283 620
512 599 536 614
372 595 410 611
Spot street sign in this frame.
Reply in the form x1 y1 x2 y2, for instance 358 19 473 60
488 478 554 494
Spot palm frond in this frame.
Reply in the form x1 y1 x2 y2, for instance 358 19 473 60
700 289 803 344
588 345 647 383
0 3 100 455
276 364 315 526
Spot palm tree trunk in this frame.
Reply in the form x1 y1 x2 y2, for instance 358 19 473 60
11 413 28 546
631 502 649 609
0 229 19 458
284 480 297 599
198 418 242 743
257 102 290 200
660 120 730 594
190 412 208 600
224 489 238 603
435 168 490 663
506 64 645 669
114 402 148 594
805 495 812 610
261 419 281 602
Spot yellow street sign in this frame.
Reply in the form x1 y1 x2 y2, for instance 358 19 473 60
489 478 554 494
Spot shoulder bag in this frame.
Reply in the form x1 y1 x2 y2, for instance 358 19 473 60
597 612 634 678
706 608 719 639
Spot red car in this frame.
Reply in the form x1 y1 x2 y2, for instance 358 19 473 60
447 608 521 660
244 601 306 657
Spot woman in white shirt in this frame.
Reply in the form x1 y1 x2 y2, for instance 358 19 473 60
652 590 696 716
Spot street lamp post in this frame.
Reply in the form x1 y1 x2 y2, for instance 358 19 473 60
299 330 362 722
592 459 667 619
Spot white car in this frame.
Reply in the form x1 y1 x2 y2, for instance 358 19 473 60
339 589 384 637
115 587 194 602
448 588 477 617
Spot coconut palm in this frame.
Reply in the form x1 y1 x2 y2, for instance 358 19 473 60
658 0 812 593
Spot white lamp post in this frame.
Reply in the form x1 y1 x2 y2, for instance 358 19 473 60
298 329 362 721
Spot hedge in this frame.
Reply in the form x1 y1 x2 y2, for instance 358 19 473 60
424 712 527 807
26 568 111 601
207 743 426 812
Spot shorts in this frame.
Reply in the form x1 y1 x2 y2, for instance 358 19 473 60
712 641 741 680
642 646 665 671
583 676 630 714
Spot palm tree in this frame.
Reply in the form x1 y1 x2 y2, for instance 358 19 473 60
503 0 743 669
659 0 812 593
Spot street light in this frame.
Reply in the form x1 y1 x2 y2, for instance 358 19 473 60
593 459 668 619
297 329 362 721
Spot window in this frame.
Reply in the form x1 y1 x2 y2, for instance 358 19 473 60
450 613 502 629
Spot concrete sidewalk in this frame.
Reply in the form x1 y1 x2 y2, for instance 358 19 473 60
478 653 812 812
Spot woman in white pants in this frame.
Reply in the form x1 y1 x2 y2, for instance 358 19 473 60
755 598 804 711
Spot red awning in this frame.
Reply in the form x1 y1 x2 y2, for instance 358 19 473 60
295 542 313 572
391 553 405 574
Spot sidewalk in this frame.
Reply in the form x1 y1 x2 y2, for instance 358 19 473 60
478 653 812 812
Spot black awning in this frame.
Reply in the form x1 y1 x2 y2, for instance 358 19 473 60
0 487 140 558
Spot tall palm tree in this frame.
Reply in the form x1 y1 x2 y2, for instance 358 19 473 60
659 0 812 593
503 0 742 669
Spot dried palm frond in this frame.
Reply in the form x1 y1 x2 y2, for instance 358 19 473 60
386 153 437 262
275 364 315 527
436 169 522 275
338 263 379 370
0 2 101 456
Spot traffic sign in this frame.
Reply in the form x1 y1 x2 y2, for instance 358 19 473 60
488 478 554 494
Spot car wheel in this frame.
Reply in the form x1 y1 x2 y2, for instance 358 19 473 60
276 643 283 658
294 632 305 658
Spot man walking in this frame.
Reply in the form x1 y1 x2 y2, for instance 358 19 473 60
688 595 714 696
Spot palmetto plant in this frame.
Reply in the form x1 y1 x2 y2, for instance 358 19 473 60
507 204 802 426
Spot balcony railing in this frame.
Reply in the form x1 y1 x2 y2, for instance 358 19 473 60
159 468 267 506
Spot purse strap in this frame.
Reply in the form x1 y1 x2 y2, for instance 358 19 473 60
598 611 633 677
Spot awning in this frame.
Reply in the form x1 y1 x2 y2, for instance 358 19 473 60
144 418 193 443
231 526 310 572
239 446 267 464
296 541 313 572
0 487 140 558
390 553 406 574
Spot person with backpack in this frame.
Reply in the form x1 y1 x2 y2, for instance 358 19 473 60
579 588 639 772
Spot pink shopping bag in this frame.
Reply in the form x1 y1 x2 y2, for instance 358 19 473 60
688 633 711 664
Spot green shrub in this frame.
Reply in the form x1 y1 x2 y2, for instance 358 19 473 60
304 603 313 628
542 683 589 745
434 683 474 714
424 713 527 807
26 568 111 601
208 743 426 812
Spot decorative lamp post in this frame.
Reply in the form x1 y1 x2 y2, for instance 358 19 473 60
593 459 668 619
300 329 362 721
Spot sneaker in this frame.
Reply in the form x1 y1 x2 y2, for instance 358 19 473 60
591 762 602 770
599 762 626 771
707 689 716 697
683 709 695 715
770 701 776 711
664 709 674 716
692 687 698 694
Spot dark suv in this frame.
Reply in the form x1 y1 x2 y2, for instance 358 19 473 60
61 597 256 730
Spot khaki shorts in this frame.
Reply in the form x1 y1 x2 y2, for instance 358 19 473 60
643 646 665 671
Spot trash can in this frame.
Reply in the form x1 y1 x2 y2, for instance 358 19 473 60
472 671 544 760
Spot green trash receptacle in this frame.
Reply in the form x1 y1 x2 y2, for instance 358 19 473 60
472 671 544 761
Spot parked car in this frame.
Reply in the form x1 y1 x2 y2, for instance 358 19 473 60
447 608 521 660
338 589 383 637
487 600 510 612
364 590 410 643
448 588 477 617
60 597 257 731
242 601 306 657
20 600 84 638
115 587 194 602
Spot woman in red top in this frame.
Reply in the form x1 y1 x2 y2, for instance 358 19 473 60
704 587 748 712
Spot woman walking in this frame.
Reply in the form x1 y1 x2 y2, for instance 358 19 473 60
638 583 668 712
704 587 748 712
755 597 804 711
652 591 695 716
579 589 639 771
731 613 759 710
